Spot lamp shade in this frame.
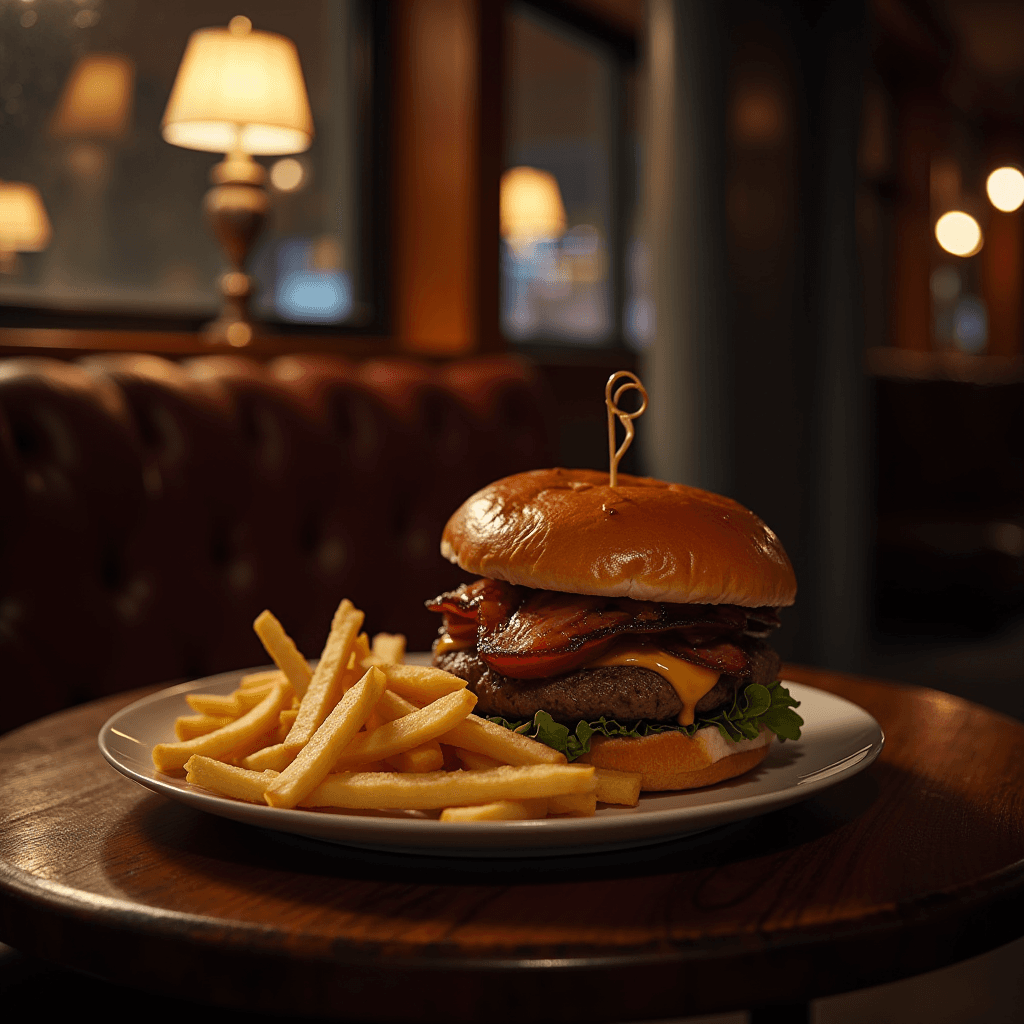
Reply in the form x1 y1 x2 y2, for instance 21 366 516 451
162 20 313 155
500 166 567 246
51 53 134 139
0 182 51 252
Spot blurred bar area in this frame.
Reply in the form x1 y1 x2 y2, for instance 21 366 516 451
0 0 1020 714
2 1 1024 1021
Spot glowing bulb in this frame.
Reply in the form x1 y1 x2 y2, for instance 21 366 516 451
935 211 982 257
270 157 304 192
986 166 1024 213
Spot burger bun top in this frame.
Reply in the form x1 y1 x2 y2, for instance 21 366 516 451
441 467 796 607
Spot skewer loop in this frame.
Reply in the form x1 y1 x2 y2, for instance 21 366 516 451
605 371 648 488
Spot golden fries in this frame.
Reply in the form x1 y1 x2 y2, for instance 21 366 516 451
153 682 290 773
185 756 279 803
253 610 314 697
175 713 234 741
265 668 387 809
285 599 364 749
301 764 596 810
440 714 568 766
594 767 643 807
331 689 477 769
440 798 549 822
155 597 648 822
375 663 469 705
369 632 406 666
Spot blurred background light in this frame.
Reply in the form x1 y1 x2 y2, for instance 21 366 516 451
985 166 1024 213
952 295 988 353
270 156 306 192
50 54 134 140
935 210 983 257
0 181 51 272
500 166 567 252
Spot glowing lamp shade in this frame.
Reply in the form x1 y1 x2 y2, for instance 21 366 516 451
500 167 567 248
935 211 983 257
986 166 1024 213
0 182 51 252
51 54 134 139
162 19 313 155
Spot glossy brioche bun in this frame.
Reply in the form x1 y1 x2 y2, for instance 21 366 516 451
579 726 772 791
441 467 796 607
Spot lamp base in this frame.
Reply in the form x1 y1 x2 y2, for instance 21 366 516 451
202 152 269 347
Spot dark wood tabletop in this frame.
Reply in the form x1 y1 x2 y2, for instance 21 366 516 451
1 665 1023 1023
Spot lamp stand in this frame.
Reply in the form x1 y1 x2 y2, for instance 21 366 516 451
202 150 268 347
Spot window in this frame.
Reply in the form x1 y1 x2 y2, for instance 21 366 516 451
0 0 376 329
502 2 640 348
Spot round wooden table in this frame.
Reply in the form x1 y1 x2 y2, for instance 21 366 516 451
1 665 1023 1023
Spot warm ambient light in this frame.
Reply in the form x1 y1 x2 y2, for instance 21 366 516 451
0 181 51 273
162 18 313 155
51 53 134 139
161 17 314 346
985 166 1024 213
935 211 983 257
0 181 51 252
500 166 567 251
270 156 305 192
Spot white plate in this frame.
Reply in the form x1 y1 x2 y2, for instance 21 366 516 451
98 661 884 858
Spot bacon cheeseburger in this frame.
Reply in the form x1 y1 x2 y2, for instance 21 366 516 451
427 467 802 791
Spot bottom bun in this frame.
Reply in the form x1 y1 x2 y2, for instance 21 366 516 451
579 725 772 791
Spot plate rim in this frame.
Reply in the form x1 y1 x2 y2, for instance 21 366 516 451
98 666 884 855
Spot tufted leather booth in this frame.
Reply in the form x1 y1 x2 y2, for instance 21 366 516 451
0 351 554 734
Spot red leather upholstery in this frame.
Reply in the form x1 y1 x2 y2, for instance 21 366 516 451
0 352 553 733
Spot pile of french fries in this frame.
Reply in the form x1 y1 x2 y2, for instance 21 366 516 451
152 598 642 821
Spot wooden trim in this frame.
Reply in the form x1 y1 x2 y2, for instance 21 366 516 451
392 0 481 356
0 328 396 361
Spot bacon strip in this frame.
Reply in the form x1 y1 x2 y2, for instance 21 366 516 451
428 580 778 681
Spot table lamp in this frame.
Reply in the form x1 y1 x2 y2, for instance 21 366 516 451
500 166 567 255
0 181 51 275
162 16 313 347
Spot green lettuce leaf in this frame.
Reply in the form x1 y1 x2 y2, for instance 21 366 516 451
487 679 804 762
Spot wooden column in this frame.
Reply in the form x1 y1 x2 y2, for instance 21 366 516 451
391 0 503 356
891 90 943 351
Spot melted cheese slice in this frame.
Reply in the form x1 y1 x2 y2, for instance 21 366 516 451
434 632 472 657
590 640 720 726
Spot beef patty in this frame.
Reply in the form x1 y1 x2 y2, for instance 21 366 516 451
434 640 781 724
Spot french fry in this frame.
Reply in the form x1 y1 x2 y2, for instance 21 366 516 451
284 599 364 750
594 767 643 807
276 708 298 743
440 714 568 766
222 724 281 764
175 713 234 741
385 741 445 774
302 763 596 810
253 610 314 698
375 664 468 705
239 669 287 689
440 798 549 822
186 683 284 718
185 755 280 803
375 690 419 722
265 667 387 809
242 743 297 772
154 594 645 823
331 689 477 769
153 682 290 773
455 748 504 771
369 632 406 666
548 791 598 817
